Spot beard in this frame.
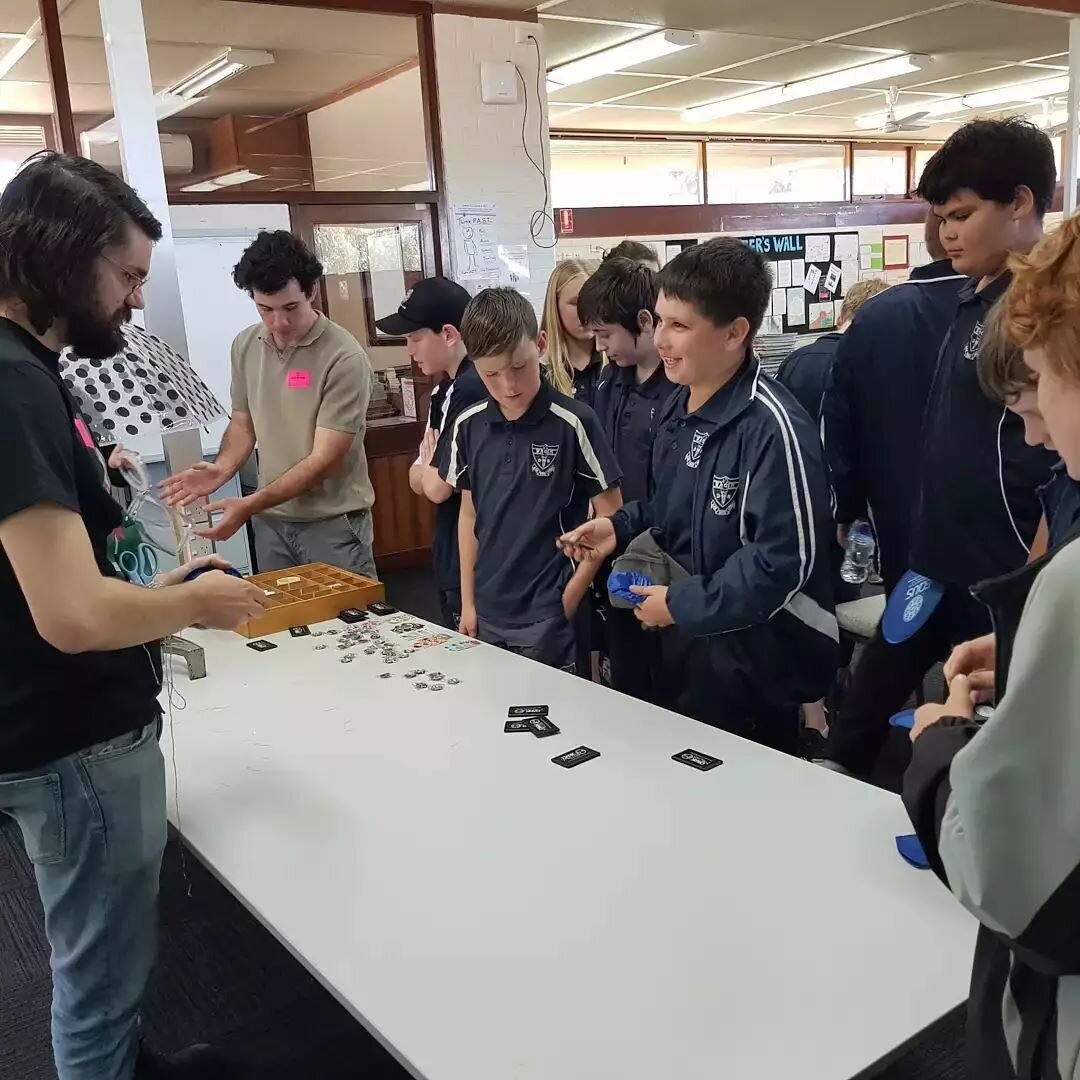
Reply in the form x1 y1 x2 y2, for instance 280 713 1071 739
66 303 131 360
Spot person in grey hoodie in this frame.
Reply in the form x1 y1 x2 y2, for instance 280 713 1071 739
903 212 1080 1080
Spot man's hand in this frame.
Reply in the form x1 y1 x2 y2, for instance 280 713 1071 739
159 461 226 509
836 523 851 549
154 554 233 589
196 497 252 542
459 603 478 638
630 584 674 628
189 571 270 630
418 427 438 467
911 674 974 742
558 518 616 562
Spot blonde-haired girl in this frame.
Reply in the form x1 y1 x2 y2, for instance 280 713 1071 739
540 258 601 404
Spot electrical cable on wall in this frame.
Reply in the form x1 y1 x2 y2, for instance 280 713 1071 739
515 33 557 250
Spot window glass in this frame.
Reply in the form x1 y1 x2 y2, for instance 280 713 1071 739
551 138 701 207
853 147 907 196
706 142 845 203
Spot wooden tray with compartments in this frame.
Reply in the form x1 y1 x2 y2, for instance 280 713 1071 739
235 562 385 638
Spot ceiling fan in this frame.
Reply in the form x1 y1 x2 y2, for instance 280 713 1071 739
876 86 931 133
1041 98 1072 138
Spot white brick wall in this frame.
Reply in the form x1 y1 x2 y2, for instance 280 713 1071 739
433 14 556 314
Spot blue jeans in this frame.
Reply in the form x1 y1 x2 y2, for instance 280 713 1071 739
0 721 166 1079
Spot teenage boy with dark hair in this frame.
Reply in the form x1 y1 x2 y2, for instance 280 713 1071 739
378 277 485 629
162 230 376 577
561 239 837 753
444 288 622 671
603 239 660 271
821 117 1057 778
577 257 671 696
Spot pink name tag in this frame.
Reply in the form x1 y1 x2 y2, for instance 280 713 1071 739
73 418 94 448
287 370 312 389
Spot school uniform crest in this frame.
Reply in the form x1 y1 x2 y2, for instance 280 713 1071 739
684 428 708 469
962 318 985 363
531 443 560 477
710 474 740 516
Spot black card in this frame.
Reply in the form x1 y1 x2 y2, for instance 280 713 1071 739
508 705 549 718
527 715 561 738
672 749 723 772
289 625 311 638
504 720 532 733
368 603 398 616
338 608 368 623
246 639 277 652
552 746 600 769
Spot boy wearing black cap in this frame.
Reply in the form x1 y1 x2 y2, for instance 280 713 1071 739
377 277 486 629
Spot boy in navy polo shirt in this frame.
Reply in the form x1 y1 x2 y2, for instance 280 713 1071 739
561 239 837 753
577 257 673 698
822 118 1057 778
379 277 486 629
444 288 622 671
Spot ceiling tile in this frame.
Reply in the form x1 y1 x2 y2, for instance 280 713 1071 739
625 79 758 108
0 0 39 35
621 33 808 78
835 4 1066 63
549 73 676 103
0 80 52 113
549 0 943 41
719 43 900 85
540 18 652 67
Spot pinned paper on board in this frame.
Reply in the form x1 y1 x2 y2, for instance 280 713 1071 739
834 234 859 262
452 203 500 293
841 261 859 295
803 264 822 295
808 302 836 331
823 263 842 295
776 260 792 287
762 315 784 335
786 289 806 326
497 244 530 294
805 235 831 263
772 288 786 317
790 259 806 287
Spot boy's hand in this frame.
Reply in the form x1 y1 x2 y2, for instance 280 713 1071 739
562 577 588 621
630 584 674 628
944 633 996 703
459 603 478 638
558 518 616 562
911 675 974 742
418 427 438 467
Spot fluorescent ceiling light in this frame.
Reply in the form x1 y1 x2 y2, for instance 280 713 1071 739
683 53 924 123
0 35 35 81
854 74 1072 129
169 49 274 100
547 30 699 90
181 168 265 193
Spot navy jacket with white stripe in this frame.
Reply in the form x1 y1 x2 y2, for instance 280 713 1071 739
611 355 838 707
910 272 1056 589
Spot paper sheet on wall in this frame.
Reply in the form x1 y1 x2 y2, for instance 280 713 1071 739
790 259 805 287
808 302 836 331
451 203 500 294
884 237 909 268
860 245 873 268
786 289 806 326
762 315 784 335
776 260 792 288
841 261 859 295
805 235 831 263
833 234 859 262
823 263 842 296
772 288 786 317
803 264 822 295
497 244 531 294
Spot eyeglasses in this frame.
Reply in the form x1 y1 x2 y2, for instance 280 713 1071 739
103 254 149 300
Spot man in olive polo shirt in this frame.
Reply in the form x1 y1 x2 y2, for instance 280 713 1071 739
161 230 377 577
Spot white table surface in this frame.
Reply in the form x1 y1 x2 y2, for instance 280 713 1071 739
162 616 975 1080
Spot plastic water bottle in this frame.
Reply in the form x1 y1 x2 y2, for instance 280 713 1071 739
840 521 876 585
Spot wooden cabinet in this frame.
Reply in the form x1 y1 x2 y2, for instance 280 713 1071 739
365 418 434 570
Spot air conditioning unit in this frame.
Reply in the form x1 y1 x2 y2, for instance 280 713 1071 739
81 132 194 175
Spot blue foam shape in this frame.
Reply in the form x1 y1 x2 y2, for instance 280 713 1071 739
889 708 916 730
607 569 654 605
184 565 244 582
896 834 931 869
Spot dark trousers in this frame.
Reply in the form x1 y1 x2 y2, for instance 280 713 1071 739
601 605 660 704
438 589 461 632
826 584 991 775
477 612 577 673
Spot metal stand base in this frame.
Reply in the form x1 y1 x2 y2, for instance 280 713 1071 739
164 634 206 680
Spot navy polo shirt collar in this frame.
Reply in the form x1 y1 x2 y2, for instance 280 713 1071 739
613 361 668 395
676 352 759 429
485 377 552 426
958 269 1011 307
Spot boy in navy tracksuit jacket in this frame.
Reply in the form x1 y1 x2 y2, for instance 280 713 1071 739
561 239 837 753
822 118 1057 778
577 258 674 698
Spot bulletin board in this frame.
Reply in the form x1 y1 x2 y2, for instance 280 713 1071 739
739 232 861 334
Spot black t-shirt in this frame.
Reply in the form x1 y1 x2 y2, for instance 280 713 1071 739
0 318 161 773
